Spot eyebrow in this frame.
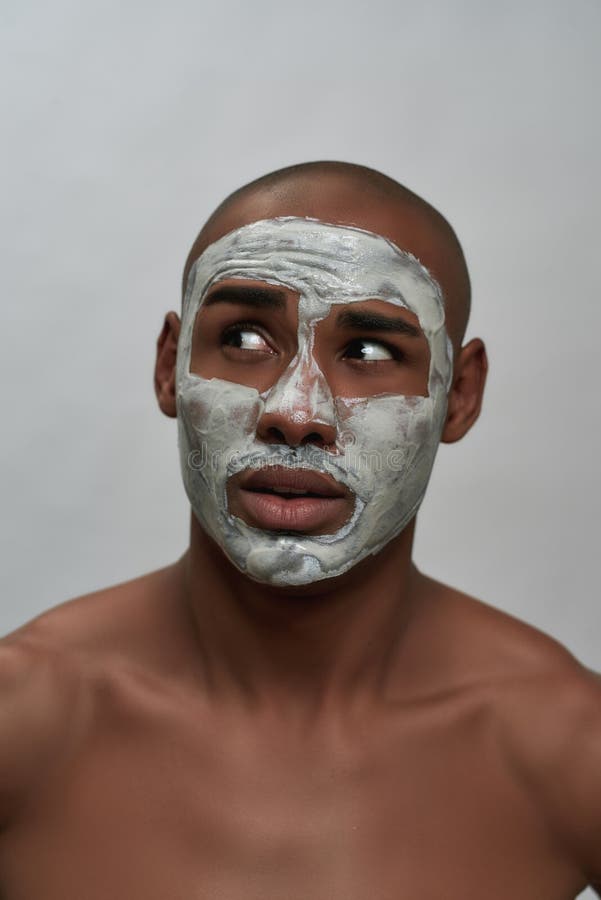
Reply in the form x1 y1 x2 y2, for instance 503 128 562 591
336 308 421 337
203 284 287 310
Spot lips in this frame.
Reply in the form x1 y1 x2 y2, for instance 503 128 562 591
229 465 352 534
241 466 346 498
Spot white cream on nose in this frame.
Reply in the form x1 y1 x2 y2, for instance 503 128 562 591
262 325 337 431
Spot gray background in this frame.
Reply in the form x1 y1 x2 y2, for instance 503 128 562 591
1 2 600 890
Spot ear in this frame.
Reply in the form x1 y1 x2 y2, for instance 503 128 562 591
154 311 181 418
441 338 488 443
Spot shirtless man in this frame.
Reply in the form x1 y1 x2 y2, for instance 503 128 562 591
1 161 599 899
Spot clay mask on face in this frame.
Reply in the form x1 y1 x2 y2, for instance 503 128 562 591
176 217 453 586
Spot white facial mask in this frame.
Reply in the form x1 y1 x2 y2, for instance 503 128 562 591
176 217 453 586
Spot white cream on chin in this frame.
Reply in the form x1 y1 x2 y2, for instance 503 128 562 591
176 217 453 586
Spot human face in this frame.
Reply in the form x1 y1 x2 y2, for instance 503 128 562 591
176 217 452 587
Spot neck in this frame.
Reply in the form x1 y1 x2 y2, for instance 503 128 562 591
176 514 425 720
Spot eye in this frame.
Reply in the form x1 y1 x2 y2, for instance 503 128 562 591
222 324 275 354
343 338 400 362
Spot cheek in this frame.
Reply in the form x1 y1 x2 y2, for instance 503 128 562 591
336 395 433 453
335 394 436 470
179 377 264 449
332 394 442 545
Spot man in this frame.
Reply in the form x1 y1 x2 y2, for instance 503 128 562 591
0 161 599 899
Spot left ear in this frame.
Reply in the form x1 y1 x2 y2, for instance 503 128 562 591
441 338 488 443
154 311 181 419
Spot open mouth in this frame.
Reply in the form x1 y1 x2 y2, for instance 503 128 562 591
228 466 352 534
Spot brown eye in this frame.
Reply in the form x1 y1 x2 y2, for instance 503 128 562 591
222 326 274 353
343 338 400 361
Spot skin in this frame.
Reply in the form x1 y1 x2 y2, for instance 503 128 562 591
1 162 600 899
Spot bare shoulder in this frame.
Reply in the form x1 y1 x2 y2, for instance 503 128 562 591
425 578 599 729
416 575 590 686
425 578 601 882
10 564 188 672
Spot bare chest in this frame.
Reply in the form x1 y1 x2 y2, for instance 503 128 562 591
0 695 583 900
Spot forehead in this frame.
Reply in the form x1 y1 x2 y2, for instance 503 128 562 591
186 217 445 332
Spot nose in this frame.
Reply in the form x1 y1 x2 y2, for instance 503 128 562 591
256 346 337 450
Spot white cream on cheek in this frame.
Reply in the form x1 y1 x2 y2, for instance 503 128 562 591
176 217 453 586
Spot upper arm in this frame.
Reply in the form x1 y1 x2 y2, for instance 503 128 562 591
0 638 75 828
563 669 601 885
562 682 601 885
506 664 601 886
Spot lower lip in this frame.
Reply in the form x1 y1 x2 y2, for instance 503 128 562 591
235 489 349 534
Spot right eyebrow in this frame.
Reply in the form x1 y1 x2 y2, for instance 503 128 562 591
203 284 287 310
336 308 422 337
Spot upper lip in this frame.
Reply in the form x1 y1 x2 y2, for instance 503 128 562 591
236 466 347 498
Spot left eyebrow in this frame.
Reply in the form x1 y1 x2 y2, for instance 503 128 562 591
336 308 421 337
203 284 287 309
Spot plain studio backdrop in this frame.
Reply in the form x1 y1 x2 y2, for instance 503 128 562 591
1 2 600 891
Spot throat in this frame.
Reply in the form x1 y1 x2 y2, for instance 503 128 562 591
181 515 421 715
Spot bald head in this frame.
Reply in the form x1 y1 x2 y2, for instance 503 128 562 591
183 162 471 350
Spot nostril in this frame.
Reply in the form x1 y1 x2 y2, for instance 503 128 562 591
301 432 325 447
267 426 287 443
